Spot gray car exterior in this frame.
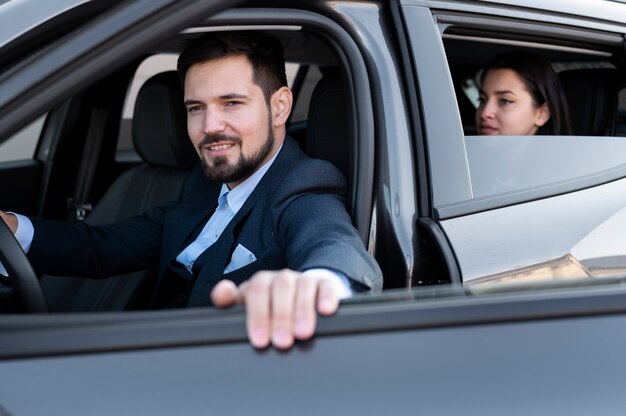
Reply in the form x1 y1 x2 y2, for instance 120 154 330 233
1 0 626 414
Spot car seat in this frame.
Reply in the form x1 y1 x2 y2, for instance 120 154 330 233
305 69 354 219
306 69 351 178
558 67 619 136
41 71 197 311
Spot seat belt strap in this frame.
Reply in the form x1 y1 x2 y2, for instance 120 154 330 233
67 107 108 221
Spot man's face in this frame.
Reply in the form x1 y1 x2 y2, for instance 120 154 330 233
184 55 280 187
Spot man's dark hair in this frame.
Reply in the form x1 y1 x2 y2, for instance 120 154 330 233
177 31 288 103
480 51 573 135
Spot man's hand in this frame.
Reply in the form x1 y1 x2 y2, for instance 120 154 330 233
211 269 341 349
0 211 17 234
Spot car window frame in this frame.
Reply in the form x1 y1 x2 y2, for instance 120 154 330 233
403 4 626 220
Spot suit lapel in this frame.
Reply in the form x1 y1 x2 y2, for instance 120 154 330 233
167 174 221 257
186 211 242 307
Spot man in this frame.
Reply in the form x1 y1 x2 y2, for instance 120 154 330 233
0 31 382 349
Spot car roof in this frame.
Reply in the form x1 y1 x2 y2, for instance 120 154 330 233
416 0 626 31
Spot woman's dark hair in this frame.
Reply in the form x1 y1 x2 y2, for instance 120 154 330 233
480 51 572 135
177 31 288 104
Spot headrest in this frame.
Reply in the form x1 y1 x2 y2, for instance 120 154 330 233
132 71 197 169
306 70 350 178
558 68 619 136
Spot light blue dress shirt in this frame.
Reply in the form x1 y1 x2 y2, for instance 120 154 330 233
0 212 32 276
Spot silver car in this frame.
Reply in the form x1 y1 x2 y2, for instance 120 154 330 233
1 0 626 414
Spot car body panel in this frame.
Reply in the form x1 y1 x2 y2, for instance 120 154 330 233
442 177 626 283
3 316 626 415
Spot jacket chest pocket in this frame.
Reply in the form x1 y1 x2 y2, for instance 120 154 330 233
222 252 285 286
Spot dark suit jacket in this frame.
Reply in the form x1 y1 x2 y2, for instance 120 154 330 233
27 138 382 307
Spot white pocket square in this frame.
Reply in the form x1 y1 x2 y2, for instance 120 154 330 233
224 243 257 274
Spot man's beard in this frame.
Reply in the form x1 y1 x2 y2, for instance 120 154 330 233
198 124 275 185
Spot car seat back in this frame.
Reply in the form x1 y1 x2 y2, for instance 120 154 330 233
306 69 354 219
559 67 619 136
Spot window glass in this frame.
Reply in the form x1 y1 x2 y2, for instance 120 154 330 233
466 135 626 197
0 116 45 163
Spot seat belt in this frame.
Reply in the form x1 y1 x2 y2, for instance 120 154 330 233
67 107 108 221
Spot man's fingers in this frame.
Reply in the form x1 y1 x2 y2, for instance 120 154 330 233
225 270 344 349
210 279 242 307
316 278 340 315
0 211 17 234
270 270 298 349
241 272 273 349
293 276 318 340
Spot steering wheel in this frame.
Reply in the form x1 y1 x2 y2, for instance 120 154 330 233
0 219 48 312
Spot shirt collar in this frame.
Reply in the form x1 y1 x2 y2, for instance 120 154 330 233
219 143 283 214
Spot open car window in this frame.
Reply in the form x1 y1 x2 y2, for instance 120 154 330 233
0 1 387 313
0 116 44 163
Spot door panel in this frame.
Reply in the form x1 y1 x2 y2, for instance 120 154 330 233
2 285 626 414
441 178 626 284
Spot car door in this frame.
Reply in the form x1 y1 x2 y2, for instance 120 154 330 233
401 0 626 286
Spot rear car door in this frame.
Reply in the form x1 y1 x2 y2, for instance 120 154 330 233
401 0 626 286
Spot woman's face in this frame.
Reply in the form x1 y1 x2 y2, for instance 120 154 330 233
475 68 550 135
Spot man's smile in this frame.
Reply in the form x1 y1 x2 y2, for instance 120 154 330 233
206 142 236 153
200 138 240 158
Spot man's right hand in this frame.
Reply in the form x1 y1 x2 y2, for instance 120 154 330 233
0 211 17 234
211 269 343 350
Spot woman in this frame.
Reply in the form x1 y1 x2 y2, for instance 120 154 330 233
476 51 572 135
